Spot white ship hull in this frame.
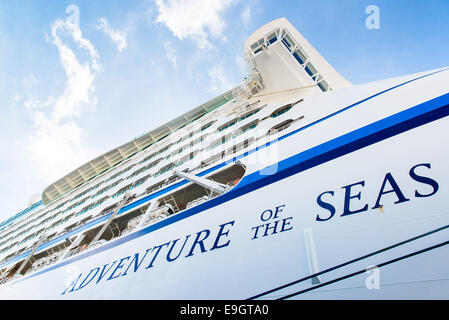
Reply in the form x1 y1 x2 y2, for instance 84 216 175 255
1 67 448 299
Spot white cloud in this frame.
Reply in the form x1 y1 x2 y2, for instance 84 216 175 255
164 41 177 67
96 17 128 52
26 112 92 183
24 17 100 183
241 6 251 28
22 73 39 89
154 0 236 49
235 53 248 74
207 64 233 93
49 18 100 121
24 96 56 110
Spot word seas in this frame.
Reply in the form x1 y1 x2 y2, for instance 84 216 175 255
315 163 439 221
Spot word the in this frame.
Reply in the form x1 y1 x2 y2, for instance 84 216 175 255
251 204 293 239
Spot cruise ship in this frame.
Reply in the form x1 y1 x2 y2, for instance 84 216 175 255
0 17 448 300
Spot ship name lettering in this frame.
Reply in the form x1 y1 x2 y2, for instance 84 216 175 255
315 163 439 222
251 204 293 240
61 220 235 295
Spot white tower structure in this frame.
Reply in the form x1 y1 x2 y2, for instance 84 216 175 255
243 18 351 97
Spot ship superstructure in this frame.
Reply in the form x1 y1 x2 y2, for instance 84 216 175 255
0 18 348 283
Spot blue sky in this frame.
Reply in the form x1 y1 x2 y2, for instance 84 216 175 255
0 0 448 222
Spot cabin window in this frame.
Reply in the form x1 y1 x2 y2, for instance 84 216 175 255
232 121 259 138
251 38 265 54
218 109 260 134
293 48 307 65
201 121 214 131
155 163 176 177
218 120 237 132
238 108 260 122
282 33 294 50
304 62 318 78
317 80 330 92
267 32 277 45
271 105 293 118
270 99 303 119
268 119 294 135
